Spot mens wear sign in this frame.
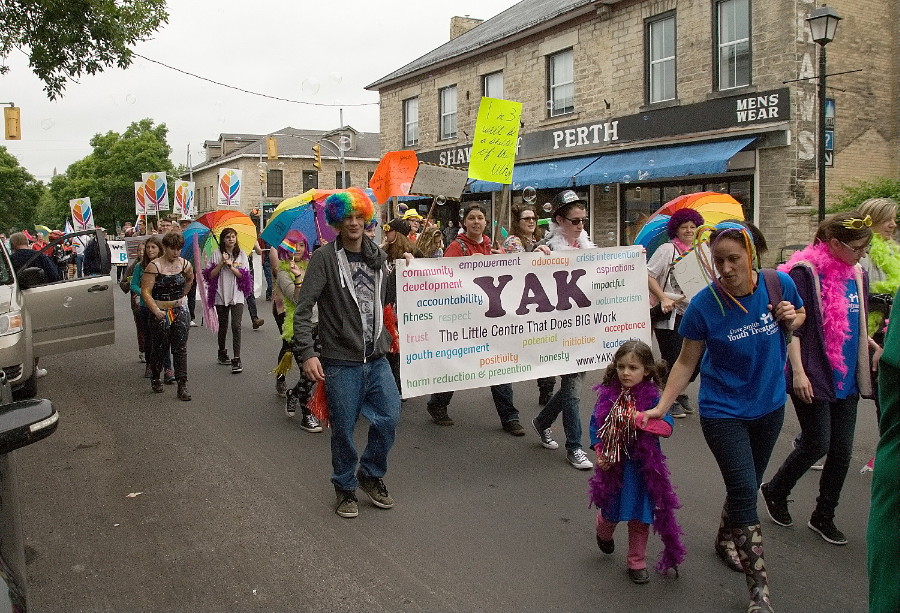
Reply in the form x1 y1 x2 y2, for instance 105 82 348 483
396 247 650 398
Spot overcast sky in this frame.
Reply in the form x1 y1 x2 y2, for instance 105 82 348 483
1 0 518 182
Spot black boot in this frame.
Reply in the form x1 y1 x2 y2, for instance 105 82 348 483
177 379 191 401
732 524 774 613
151 378 164 393
715 505 743 573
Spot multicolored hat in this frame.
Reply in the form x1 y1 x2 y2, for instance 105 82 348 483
323 187 377 228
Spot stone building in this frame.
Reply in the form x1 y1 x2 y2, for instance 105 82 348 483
366 0 898 258
188 126 381 218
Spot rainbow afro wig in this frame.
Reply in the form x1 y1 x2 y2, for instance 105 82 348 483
323 187 376 228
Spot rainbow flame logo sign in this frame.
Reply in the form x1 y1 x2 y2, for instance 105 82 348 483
134 182 148 215
219 170 241 207
174 182 188 216
70 198 94 231
143 173 169 211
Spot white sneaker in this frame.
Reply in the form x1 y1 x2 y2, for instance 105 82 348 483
531 418 559 449
35 367 48 379
189 320 198 327
567 448 593 470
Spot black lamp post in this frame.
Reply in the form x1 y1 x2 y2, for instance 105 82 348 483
806 6 841 222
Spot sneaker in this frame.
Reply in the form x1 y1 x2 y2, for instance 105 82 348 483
231 358 242 374
596 535 615 554
252 318 265 330
427 405 454 426
164 369 176 384
285 389 298 417
138 352 145 363
502 420 526 436
35 367 48 379
189 320 198 327
275 378 287 398
760 482 793 526
217 350 231 365
567 448 593 470
676 393 695 414
151 379 164 393
538 389 553 407
299 413 323 433
531 418 559 449
669 401 687 418
357 472 394 509
808 515 847 545
335 490 359 518
627 568 650 585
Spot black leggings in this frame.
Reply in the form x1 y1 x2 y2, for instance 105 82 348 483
216 304 243 357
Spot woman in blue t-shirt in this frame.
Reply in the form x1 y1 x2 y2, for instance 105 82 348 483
760 212 874 549
641 222 805 613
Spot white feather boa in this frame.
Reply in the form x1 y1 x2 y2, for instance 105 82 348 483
544 221 596 251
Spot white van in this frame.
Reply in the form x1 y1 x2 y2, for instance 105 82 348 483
0 230 115 399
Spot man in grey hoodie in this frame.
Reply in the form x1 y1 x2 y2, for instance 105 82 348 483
293 189 400 518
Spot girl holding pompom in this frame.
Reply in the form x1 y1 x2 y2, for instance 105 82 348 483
588 340 685 585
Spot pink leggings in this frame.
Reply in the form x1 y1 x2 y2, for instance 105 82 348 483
596 513 650 570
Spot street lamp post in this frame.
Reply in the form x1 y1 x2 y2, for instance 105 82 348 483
806 6 842 222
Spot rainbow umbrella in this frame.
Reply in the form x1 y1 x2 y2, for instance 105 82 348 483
261 189 342 248
34 225 51 238
634 215 672 260
652 191 744 226
184 210 258 256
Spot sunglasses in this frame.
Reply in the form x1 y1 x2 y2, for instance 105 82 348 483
519 215 537 221
841 215 872 230
564 216 589 226
838 239 870 255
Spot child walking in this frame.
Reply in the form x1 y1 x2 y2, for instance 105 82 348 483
588 340 685 584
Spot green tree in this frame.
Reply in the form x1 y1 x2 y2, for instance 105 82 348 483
829 177 900 213
48 118 176 228
0 146 45 233
0 0 169 99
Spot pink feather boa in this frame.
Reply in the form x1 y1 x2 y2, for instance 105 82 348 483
588 379 686 574
778 242 856 375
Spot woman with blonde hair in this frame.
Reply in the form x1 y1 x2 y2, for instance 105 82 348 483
858 197 899 339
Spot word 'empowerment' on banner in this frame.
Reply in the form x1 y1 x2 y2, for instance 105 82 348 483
396 247 651 398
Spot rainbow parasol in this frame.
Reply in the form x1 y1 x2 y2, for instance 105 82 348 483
652 191 744 226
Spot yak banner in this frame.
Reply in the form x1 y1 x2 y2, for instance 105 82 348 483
396 247 651 398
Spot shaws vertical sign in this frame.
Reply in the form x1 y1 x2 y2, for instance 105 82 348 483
420 88 790 166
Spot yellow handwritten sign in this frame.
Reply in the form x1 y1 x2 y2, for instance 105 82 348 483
468 97 522 184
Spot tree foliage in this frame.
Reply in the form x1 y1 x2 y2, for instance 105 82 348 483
829 177 900 213
0 0 169 99
49 118 176 228
0 146 45 233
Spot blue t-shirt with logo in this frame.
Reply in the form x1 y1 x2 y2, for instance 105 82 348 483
834 279 860 399
679 270 803 419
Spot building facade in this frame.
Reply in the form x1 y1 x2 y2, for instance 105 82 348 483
188 126 381 218
367 0 898 259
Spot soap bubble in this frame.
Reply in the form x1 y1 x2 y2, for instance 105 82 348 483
40 118 55 130
434 195 447 206
621 174 632 183
257 162 268 172
522 186 537 205
300 77 320 96
400 182 412 194
125 93 136 105
338 135 352 152
329 71 343 85
607 231 615 242
542 202 553 213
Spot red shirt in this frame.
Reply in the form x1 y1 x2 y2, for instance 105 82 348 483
443 233 493 256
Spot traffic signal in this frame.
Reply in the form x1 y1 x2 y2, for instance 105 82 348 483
266 136 278 160
312 143 322 170
4 106 20 140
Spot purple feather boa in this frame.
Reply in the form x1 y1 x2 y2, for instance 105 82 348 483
588 379 687 574
201 256 254 307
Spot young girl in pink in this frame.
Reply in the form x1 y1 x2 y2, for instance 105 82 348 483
588 340 685 584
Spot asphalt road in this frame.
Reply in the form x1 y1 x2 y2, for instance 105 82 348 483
16 291 875 612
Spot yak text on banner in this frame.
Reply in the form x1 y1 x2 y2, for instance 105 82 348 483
396 247 651 398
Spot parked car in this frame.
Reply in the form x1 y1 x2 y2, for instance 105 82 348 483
0 229 115 399
0 370 59 611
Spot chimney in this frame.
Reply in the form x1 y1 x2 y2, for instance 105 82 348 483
450 15 483 40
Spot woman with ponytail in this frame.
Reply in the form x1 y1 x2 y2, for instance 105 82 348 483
641 221 805 613
761 212 875 548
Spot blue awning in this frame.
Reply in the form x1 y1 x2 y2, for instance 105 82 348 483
468 137 756 192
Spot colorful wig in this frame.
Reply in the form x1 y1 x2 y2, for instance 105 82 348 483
665 209 705 239
323 187 376 228
277 229 310 261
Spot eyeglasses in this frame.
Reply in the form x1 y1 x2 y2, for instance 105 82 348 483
564 216 589 226
841 215 872 229
838 239 870 255
519 215 537 222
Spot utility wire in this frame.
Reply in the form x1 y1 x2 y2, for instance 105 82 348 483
133 53 379 107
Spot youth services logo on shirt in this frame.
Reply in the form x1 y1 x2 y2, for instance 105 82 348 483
727 311 780 342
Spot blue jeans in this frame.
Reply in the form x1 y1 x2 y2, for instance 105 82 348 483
262 252 273 299
767 395 858 519
700 406 785 526
534 372 585 452
324 357 400 492
427 383 519 425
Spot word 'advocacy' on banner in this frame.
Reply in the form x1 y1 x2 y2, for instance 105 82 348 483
396 247 651 398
